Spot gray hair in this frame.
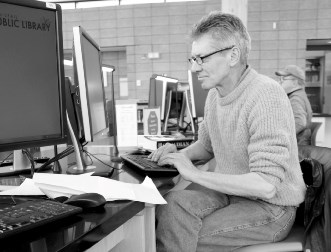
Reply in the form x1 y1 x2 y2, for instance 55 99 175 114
190 11 251 65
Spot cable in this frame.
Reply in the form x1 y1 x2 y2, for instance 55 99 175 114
35 146 75 172
83 150 121 170
36 143 121 173
0 152 13 166
22 149 35 177
182 121 192 133
82 150 94 166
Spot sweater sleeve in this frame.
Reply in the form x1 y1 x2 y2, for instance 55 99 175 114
197 90 213 153
247 82 296 189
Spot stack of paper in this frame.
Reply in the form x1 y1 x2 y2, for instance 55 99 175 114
0 174 167 205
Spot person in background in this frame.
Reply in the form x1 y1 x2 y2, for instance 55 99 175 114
150 11 306 252
275 65 313 145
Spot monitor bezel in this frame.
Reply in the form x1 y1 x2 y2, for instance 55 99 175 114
0 0 68 152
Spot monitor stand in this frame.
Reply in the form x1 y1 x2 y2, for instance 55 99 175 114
110 145 122 163
0 150 31 175
179 90 196 135
66 112 96 175
162 90 173 133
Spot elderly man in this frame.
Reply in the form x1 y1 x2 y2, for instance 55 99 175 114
150 11 306 252
276 65 313 145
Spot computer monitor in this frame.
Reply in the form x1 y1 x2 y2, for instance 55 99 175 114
187 70 208 131
188 70 209 119
0 0 67 174
148 75 178 133
66 26 110 174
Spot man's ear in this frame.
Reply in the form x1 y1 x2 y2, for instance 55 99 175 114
229 47 241 66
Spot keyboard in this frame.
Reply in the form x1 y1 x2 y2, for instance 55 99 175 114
0 199 82 239
121 154 178 176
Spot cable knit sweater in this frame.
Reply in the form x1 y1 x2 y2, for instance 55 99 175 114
197 66 306 206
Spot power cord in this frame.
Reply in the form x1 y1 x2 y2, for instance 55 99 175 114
83 150 121 171
22 149 35 177
0 152 13 166
35 146 75 173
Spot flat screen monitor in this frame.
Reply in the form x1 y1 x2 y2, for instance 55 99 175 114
188 70 209 119
68 26 109 174
0 0 67 174
148 75 178 133
73 26 107 143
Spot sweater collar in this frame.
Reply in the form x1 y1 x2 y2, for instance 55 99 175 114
217 65 258 105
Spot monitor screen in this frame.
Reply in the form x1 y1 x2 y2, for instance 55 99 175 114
188 70 208 119
148 75 178 133
0 0 67 152
168 91 183 120
72 26 107 143
148 75 178 121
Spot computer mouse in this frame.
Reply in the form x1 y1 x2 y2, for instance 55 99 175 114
64 193 106 209
54 196 69 203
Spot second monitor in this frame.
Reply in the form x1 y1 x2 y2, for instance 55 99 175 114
148 75 179 133
177 70 209 134
66 26 110 174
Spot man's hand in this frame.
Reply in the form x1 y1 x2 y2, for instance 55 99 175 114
158 152 200 181
148 143 177 162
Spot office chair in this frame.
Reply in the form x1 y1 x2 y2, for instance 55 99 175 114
235 145 331 252
310 122 322 146
234 224 305 252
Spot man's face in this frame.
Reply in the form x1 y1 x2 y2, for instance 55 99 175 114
279 76 298 93
190 34 232 90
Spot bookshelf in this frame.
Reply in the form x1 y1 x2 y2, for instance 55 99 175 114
305 58 324 113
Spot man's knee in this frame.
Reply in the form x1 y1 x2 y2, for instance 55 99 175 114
157 190 191 218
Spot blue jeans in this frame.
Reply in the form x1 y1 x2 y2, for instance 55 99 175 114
156 184 296 252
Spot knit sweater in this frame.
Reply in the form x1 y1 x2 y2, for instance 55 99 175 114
287 88 313 145
197 67 306 206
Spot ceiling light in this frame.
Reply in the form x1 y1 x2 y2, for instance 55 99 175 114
102 66 115 72
155 75 178 83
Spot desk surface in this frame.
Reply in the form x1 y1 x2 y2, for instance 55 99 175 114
0 147 177 252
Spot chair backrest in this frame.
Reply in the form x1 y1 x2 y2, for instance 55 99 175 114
235 145 331 252
310 122 322 146
299 145 331 172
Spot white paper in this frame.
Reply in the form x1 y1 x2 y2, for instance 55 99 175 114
0 178 44 196
131 176 167 204
32 173 136 200
116 100 138 147
32 173 166 204
0 174 167 205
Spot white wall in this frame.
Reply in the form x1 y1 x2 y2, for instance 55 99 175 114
222 0 248 26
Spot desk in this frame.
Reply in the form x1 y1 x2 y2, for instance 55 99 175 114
0 145 177 252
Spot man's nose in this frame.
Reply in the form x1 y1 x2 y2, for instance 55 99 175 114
190 61 202 73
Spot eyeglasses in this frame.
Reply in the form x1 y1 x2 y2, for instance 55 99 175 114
279 76 296 83
188 45 235 65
